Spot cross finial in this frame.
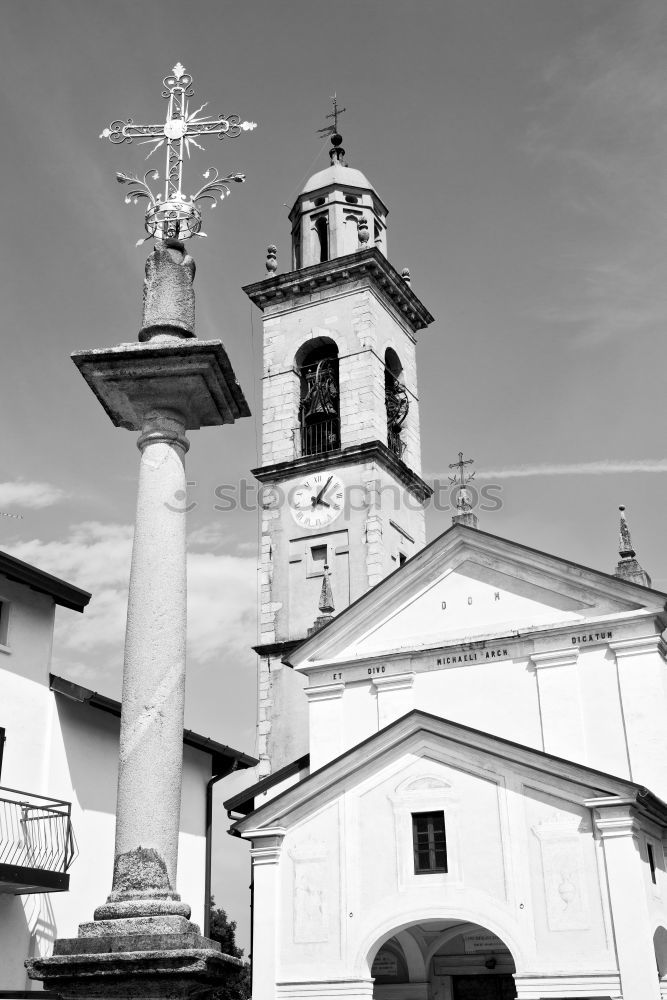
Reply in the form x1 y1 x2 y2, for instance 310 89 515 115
448 451 475 488
317 94 347 138
100 64 257 245
448 451 478 529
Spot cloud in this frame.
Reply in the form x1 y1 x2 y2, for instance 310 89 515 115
0 481 68 509
475 459 667 480
5 521 257 690
526 1 667 345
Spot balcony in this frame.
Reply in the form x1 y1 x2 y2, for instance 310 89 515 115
0 786 77 894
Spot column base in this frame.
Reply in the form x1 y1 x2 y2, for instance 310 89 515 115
26 914 242 999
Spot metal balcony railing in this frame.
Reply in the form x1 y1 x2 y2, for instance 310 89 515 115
0 785 77 894
300 418 340 457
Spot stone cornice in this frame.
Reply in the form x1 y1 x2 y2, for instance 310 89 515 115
252 440 433 502
242 247 434 335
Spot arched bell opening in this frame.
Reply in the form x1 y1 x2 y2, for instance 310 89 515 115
296 338 340 458
369 919 517 1000
384 347 409 460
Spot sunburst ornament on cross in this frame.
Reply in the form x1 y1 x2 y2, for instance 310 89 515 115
100 63 257 245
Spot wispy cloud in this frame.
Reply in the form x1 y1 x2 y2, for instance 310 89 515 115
6 521 257 690
476 459 667 480
526 1 667 345
0 481 68 509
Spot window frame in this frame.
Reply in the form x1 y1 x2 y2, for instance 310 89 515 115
412 810 448 874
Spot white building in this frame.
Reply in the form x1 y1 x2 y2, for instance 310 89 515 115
228 125 667 999
0 548 255 993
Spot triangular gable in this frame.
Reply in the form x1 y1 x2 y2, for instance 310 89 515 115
230 709 667 835
288 524 666 670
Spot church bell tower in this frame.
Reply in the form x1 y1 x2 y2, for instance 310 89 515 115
243 112 433 775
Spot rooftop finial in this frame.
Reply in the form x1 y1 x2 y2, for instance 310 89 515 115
317 94 347 166
100 64 257 245
449 451 478 528
614 504 651 587
307 563 336 636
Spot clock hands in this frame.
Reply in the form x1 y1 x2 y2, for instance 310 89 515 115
311 475 333 508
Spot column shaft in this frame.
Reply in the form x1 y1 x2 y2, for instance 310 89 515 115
111 409 189 903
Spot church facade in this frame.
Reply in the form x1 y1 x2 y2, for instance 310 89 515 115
228 124 667 999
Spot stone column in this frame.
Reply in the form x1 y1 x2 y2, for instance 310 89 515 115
100 409 190 918
26 241 251 996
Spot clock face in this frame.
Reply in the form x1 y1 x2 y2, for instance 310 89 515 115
290 472 345 530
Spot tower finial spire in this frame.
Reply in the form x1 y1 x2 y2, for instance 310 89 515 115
614 505 651 586
448 451 478 528
307 563 336 635
317 94 347 165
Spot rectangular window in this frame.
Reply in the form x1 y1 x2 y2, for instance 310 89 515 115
311 545 327 566
648 842 657 884
412 811 447 873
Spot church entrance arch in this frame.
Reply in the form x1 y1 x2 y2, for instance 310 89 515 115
369 919 517 1000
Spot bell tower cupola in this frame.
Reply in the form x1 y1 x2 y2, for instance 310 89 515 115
289 107 388 268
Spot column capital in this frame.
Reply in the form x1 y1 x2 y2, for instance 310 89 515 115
530 648 579 670
305 682 345 703
138 408 189 453
609 634 667 660
372 671 415 692
585 797 642 840
248 827 286 865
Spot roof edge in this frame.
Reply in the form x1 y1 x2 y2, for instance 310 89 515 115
0 550 91 612
49 675 257 773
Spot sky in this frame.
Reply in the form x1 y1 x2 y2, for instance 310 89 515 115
2 0 667 950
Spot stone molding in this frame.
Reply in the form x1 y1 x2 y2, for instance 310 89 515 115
252 439 433 502
276 979 374 999
586 799 642 841
513 972 621 998
248 828 286 866
243 246 433 335
529 648 579 670
305 682 345 703
372 672 415 692
609 635 667 660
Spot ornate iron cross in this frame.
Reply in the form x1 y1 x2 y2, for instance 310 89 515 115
100 63 257 244
448 451 475 488
317 94 346 138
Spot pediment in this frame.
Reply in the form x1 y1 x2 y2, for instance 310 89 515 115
288 525 665 670
231 710 653 835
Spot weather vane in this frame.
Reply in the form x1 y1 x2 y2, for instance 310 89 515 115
317 94 346 138
100 63 257 245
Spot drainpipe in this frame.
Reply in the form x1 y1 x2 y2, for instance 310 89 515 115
204 760 238 938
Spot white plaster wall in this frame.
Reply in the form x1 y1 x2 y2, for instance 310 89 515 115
306 625 667 797
1 667 211 988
